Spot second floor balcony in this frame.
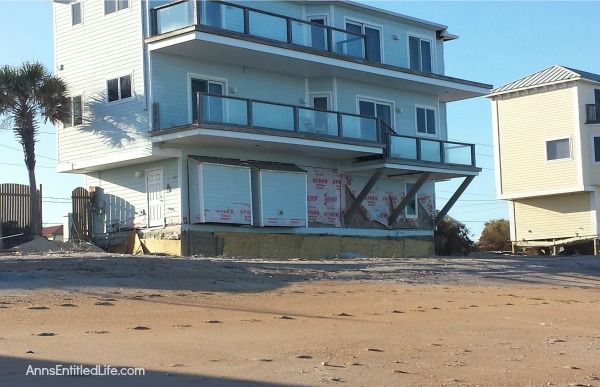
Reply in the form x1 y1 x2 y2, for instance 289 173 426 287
150 93 478 173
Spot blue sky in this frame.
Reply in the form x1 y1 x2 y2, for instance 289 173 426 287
1 1 599 238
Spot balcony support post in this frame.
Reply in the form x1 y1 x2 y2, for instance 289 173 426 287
433 175 475 226
243 8 250 35
343 168 384 225
388 172 430 226
337 113 343 138
247 100 253 127
293 106 299 133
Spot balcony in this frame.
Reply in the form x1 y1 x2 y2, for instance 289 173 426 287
150 0 369 60
586 104 600 124
150 93 477 171
146 1 492 103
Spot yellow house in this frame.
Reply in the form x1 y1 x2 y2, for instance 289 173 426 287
488 65 600 254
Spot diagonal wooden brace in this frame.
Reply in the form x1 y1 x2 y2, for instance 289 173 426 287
434 175 475 226
388 172 431 226
343 168 384 225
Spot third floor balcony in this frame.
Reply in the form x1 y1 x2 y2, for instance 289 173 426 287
146 0 491 103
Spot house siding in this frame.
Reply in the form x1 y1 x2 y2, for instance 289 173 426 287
151 53 306 129
84 159 181 233
578 82 600 185
513 192 593 241
496 86 580 196
54 0 151 169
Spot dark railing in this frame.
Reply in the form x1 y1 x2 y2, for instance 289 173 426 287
150 0 369 60
197 93 381 143
194 93 476 167
586 104 600 124
387 132 476 167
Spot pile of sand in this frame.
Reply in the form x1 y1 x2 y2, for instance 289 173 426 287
10 236 105 254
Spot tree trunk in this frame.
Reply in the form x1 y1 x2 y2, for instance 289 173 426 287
27 166 41 236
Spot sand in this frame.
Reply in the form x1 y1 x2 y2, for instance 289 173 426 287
0 251 599 386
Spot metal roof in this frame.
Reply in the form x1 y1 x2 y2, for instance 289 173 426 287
489 65 600 96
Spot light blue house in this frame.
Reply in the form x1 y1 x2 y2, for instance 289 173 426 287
53 0 491 257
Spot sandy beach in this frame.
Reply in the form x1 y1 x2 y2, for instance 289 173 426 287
1 249 600 386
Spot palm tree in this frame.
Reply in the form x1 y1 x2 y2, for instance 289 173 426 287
0 62 70 236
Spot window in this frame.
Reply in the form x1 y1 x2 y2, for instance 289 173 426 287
416 107 435 135
359 99 392 127
546 138 571 161
405 182 417 217
105 0 129 15
593 136 600 163
64 95 83 128
191 78 224 122
107 75 132 102
308 17 327 51
409 36 432 73
71 2 82 26
346 21 382 62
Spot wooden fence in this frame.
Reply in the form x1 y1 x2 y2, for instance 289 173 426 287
71 187 91 241
0 183 42 231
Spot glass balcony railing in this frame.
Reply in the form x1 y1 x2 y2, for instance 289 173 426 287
196 93 381 143
150 0 369 60
388 132 476 167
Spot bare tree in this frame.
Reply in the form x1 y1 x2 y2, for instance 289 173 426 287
0 62 70 235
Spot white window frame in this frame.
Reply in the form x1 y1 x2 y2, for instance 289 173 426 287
408 34 435 73
104 0 130 16
415 105 437 137
356 95 395 129
309 92 332 110
63 93 84 129
71 2 83 27
593 135 600 164
106 73 134 105
405 182 418 219
304 14 329 51
187 73 228 123
545 137 572 162
344 17 384 63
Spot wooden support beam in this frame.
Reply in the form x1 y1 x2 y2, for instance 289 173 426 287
343 168 384 225
434 175 475 226
388 172 431 226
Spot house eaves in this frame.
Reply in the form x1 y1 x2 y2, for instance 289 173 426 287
487 65 600 98
300 0 458 40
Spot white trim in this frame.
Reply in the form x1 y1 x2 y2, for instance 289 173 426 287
309 92 332 109
151 128 384 155
105 72 134 105
573 86 584 186
332 78 338 110
307 14 329 25
404 181 418 219
338 162 480 177
344 17 384 63
498 185 589 200
356 94 396 128
103 0 131 17
71 1 83 27
590 189 598 236
491 99 503 196
145 167 164 228
508 200 516 241
544 137 572 162
407 33 436 73
593 135 600 164
186 73 228 123
415 104 438 138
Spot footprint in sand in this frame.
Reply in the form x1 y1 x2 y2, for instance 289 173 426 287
27 306 49 310
36 332 56 337
60 303 78 307
131 326 151 330
85 330 110 334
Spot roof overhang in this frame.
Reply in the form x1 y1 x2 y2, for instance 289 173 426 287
147 28 491 103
